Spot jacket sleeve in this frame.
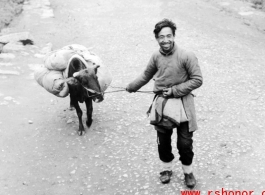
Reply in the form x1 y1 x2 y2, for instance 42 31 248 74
172 52 203 98
126 54 157 92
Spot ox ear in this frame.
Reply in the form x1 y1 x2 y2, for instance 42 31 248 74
93 64 100 74
73 72 80 78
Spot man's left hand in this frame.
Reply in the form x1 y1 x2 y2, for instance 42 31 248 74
162 88 172 97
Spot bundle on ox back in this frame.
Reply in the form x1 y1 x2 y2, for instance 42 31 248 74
66 56 103 135
34 44 112 136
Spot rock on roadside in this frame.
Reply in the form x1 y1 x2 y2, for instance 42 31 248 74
0 0 25 31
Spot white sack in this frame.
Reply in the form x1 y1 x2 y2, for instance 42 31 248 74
34 67 69 97
44 49 75 70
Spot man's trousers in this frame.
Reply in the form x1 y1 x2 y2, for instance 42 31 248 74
155 122 194 166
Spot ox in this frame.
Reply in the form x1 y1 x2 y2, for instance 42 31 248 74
65 56 103 136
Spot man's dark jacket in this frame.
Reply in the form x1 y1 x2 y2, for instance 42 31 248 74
127 44 203 132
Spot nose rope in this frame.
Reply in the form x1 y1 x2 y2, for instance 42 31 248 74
80 84 102 98
81 84 156 98
107 85 156 94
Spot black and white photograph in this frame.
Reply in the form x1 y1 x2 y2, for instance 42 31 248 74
0 0 265 194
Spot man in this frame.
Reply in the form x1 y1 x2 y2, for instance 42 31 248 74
126 19 203 188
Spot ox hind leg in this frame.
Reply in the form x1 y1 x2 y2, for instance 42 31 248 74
72 99 85 136
85 98 93 128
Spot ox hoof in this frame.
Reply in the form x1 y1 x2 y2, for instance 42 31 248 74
86 119 93 128
78 130 85 136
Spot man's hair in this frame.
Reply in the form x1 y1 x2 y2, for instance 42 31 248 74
153 19 177 38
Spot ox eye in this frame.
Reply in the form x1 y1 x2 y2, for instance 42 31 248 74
80 78 87 85
84 80 89 85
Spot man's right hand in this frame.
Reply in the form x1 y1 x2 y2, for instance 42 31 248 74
125 86 136 93
126 87 133 93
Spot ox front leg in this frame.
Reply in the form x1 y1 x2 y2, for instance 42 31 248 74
85 98 93 128
72 100 85 136
69 97 75 110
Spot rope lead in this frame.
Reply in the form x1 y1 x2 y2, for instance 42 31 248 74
85 85 156 98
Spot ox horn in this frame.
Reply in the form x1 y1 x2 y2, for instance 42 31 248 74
73 72 80 77
93 64 100 69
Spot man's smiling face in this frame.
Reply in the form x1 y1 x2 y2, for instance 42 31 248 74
156 27 175 52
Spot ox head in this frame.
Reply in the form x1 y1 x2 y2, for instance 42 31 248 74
73 64 104 102
66 64 102 103
66 57 104 102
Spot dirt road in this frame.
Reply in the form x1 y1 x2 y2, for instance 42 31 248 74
0 0 265 194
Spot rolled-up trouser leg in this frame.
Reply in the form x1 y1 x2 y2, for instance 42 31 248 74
156 127 174 163
176 122 194 166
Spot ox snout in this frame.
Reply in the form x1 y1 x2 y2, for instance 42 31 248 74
93 93 104 103
82 86 104 103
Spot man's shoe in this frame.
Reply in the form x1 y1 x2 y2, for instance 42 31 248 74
159 170 172 184
184 172 196 188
